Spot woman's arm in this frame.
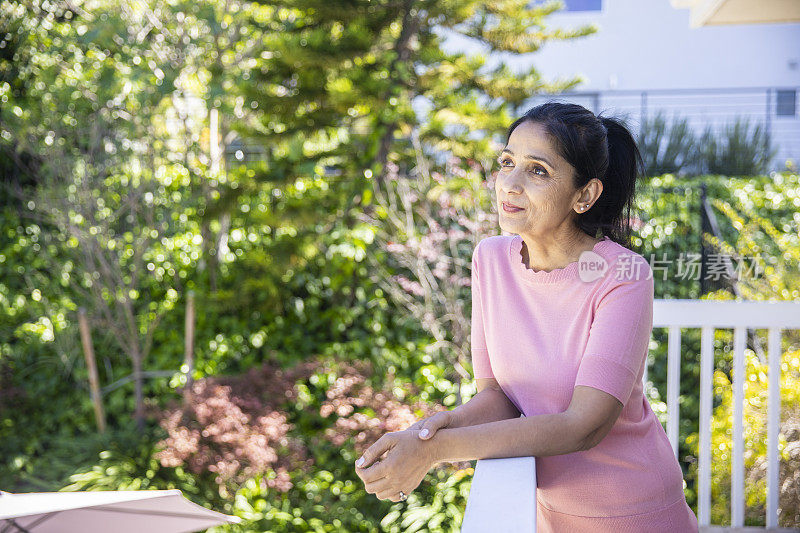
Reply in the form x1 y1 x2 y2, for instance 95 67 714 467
358 384 620 485
426 385 620 465
406 378 522 438
356 385 622 496
449 378 522 428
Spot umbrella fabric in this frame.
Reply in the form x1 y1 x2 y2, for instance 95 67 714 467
0 489 241 533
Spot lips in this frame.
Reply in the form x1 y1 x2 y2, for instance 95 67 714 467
503 201 524 210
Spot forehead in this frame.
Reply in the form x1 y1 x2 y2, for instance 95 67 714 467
504 120 573 177
506 121 556 156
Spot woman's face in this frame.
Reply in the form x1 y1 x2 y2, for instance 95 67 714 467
494 120 591 238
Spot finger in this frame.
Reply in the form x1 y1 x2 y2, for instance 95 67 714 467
364 476 394 496
356 434 394 470
419 412 450 440
358 456 392 484
405 420 423 431
377 487 404 502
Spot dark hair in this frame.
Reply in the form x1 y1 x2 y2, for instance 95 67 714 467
504 100 644 250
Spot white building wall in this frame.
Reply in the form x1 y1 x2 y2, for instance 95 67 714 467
439 0 800 172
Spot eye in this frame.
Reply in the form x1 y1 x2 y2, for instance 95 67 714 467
530 165 548 177
497 157 548 177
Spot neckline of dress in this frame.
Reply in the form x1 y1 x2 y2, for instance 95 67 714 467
508 234 615 285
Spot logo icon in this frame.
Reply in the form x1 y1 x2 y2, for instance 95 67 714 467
578 251 608 282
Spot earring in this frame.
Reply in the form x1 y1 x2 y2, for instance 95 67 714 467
580 205 586 211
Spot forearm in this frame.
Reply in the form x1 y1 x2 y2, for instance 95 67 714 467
448 387 522 428
429 412 584 464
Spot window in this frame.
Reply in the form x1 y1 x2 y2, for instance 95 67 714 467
776 90 796 117
564 0 602 11
532 0 602 11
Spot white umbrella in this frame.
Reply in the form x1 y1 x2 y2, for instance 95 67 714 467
0 489 241 533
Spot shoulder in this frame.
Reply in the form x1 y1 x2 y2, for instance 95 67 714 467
595 240 654 290
473 235 512 261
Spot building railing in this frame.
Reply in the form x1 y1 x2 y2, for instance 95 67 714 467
520 86 800 172
462 299 800 532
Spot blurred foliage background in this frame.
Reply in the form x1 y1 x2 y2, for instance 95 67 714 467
1 0 799 530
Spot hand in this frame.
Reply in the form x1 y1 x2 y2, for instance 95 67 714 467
355 430 437 502
405 410 455 441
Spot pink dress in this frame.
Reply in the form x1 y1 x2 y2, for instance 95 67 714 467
470 234 699 533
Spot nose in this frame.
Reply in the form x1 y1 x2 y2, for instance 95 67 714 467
497 170 524 195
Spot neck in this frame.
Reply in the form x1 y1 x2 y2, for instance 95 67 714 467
520 231 602 272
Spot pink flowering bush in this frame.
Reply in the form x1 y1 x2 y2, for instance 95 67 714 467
150 356 470 501
219 357 475 531
317 359 467 465
152 360 319 491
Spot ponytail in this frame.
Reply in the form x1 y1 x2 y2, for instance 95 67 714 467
585 115 644 249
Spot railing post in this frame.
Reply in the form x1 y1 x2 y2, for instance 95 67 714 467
766 327 782 529
642 354 648 386
698 325 714 527
765 88 772 152
667 326 681 458
462 457 537 532
640 90 647 131
732 326 746 528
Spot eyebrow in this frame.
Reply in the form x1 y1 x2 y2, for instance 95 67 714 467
500 148 554 169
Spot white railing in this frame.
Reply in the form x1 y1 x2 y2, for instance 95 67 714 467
462 299 800 532
653 299 800 530
461 456 537 532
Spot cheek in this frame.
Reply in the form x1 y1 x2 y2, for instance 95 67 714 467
496 176 562 215
524 184 559 213
540 181 575 212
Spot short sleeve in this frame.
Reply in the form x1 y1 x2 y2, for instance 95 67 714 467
573 259 654 405
470 240 494 379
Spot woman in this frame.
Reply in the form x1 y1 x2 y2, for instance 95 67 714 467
355 101 699 532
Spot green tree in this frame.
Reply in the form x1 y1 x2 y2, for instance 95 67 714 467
1 0 200 430
231 0 598 385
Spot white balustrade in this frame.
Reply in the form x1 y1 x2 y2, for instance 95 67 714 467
462 456 537 532
653 299 800 530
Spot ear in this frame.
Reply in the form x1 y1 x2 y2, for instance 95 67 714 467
576 177 601 202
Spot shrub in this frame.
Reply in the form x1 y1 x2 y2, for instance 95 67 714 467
637 111 699 177
637 113 780 178
697 116 778 177
151 360 320 493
